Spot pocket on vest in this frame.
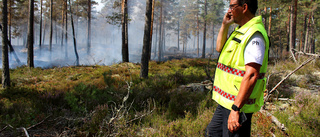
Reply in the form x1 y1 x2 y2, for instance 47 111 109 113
221 41 239 66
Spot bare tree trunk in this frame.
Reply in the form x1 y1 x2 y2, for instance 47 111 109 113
304 15 310 53
42 18 46 46
140 0 153 78
212 25 215 54
197 11 199 57
87 0 91 55
55 22 57 44
61 4 64 50
202 0 207 58
162 22 166 52
268 6 272 35
8 0 12 42
301 13 307 52
177 20 180 51
286 6 290 52
154 15 158 59
158 0 163 62
39 0 43 51
64 0 68 58
27 0 34 68
2 0 10 88
278 25 282 58
310 14 315 54
290 0 297 50
183 40 185 53
49 0 53 61
121 0 129 62
148 0 155 61
68 0 79 66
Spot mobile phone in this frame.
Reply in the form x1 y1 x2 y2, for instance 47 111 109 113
239 112 247 125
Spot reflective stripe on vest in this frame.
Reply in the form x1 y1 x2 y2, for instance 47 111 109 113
213 86 255 104
217 62 265 79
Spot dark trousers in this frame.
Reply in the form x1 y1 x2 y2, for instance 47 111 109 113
205 105 253 137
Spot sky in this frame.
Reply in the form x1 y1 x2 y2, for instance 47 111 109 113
94 0 104 11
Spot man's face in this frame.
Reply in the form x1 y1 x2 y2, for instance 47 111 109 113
228 0 243 24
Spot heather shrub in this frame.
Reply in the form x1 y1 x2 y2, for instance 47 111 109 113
251 112 273 136
167 88 206 119
273 91 320 136
64 83 113 113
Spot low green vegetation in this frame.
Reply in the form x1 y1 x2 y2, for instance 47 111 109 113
0 58 319 136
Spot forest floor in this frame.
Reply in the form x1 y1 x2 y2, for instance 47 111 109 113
0 57 319 136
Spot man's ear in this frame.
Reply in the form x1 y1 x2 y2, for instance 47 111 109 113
242 3 248 14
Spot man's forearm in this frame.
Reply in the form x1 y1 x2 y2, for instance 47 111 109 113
233 63 261 109
216 24 230 52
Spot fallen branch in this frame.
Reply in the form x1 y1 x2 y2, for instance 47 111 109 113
27 115 51 130
290 48 298 63
292 49 320 58
0 125 13 133
264 56 316 102
260 109 288 135
126 99 156 124
272 98 296 102
19 127 29 137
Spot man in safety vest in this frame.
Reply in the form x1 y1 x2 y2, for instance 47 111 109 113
206 0 269 136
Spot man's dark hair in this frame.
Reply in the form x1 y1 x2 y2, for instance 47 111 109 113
238 0 258 15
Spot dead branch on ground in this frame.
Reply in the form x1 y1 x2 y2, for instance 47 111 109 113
260 109 289 136
264 56 317 102
292 49 320 58
290 48 298 63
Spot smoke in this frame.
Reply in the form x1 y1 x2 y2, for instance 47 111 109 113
0 1 146 69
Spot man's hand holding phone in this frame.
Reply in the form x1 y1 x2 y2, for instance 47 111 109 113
222 12 234 27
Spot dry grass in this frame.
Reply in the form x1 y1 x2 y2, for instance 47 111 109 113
0 57 319 136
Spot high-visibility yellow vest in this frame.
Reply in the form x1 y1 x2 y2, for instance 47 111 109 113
212 16 269 113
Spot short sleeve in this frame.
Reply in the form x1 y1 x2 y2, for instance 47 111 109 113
244 32 266 65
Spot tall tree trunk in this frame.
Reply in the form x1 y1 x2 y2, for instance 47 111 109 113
68 0 79 66
286 6 290 52
202 0 207 58
268 7 272 35
212 25 215 54
148 0 155 61
310 14 315 53
140 0 153 78
158 0 163 62
49 0 53 60
154 16 158 59
42 19 46 45
197 11 199 57
64 0 68 58
183 40 185 53
290 0 297 51
87 0 91 54
8 0 12 42
39 0 43 51
304 14 310 53
61 4 64 49
177 19 180 51
27 0 34 68
2 0 10 88
264 6 267 29
162 22 166 52
76 4 79 39
121 0 129 62
55 22 57 44
301 13 307 52
278 24 282 58
304 0 313 53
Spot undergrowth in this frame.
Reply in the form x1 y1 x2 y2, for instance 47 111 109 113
0 58 319 136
